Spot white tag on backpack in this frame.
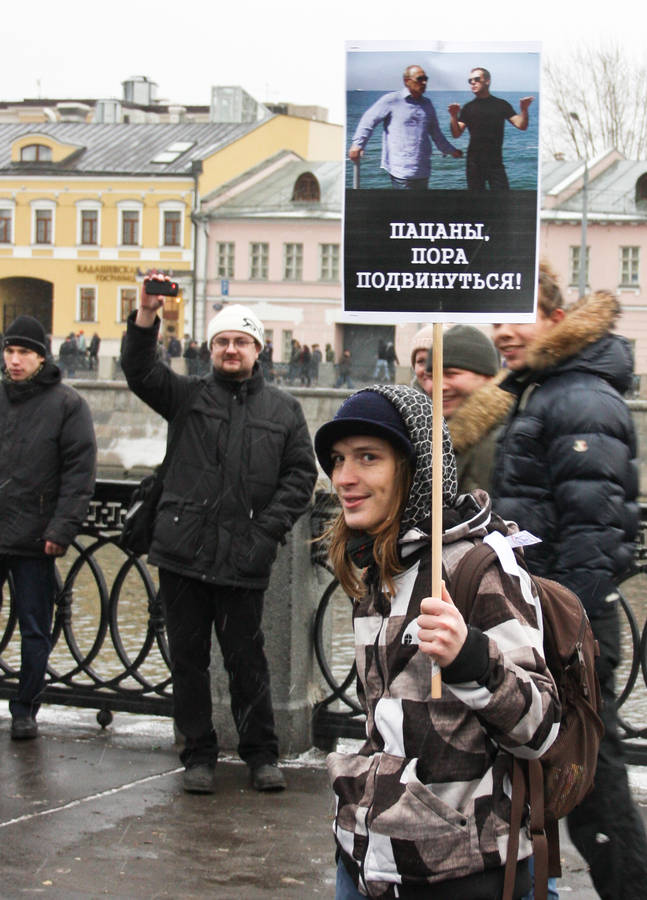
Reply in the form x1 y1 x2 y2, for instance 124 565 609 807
507 530 542 547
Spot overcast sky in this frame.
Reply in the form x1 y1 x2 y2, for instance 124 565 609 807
2 0 641 126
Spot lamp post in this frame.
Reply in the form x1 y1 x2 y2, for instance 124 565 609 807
569 112 588 298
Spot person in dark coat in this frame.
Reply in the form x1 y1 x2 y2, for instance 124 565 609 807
492 264 647 900
58 332 78 378
0 316 96 740
121 277 317 795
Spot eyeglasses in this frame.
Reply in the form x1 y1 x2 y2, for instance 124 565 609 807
413 75 428 83
212 337 256 350
468 77 483 84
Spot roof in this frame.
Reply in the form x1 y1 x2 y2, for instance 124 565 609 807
0 121 265 176
542 153 647 220
202 158 342 219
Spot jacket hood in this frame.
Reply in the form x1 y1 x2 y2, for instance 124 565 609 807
521 290 634 393
447 370 514 454
366 384 457 531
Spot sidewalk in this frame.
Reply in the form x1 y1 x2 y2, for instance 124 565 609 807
1 704 645 899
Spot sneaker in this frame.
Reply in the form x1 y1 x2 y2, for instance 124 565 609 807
182 764 216 794
11 717 38 740
250 763 286 792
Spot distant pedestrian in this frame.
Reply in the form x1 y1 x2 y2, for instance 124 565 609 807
325 343 335 363
385 341 399 382
372 339 389 381
288 339 301 384
0 316 96 740
335 349 354 389
167 335 181 358
58 332 77 378
88 332 101 371
300 345 312 386
259 339 274 381
311 343 322 385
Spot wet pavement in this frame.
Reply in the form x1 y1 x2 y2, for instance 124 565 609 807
1 703 646 899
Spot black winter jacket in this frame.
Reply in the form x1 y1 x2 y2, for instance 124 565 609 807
491 292 639 618
0 361 96 556
122 313 317 588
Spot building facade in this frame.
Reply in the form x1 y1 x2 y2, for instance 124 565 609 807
0 115 342 356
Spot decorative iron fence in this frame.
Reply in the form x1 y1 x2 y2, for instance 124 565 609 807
2 482 647 767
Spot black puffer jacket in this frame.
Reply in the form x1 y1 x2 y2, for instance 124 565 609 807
0 361 96 556
492 292 639 618
122 313 317 589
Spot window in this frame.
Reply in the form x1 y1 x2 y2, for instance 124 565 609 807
81 210 98 245
20 144 52 162
0 205 13 243
217 242 235 278
249 242 269 280
119 287 138 322
121 210 139 245
319 243 340 281
292 172 320 202
78 287 97 322
620 246 640 287
163 210 182 246
569 245 589 287
35 208 53 244
283 242 303 281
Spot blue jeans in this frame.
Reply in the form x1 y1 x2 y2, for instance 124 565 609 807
336 861 363 900
521 856 559 900
389 174 428 190
0 555 56 719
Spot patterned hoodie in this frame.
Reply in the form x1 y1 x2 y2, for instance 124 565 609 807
326 384 560 899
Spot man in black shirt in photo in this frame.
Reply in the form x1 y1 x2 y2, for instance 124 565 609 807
448 67 533 190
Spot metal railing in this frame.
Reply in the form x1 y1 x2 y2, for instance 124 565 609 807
2 482 647 766
0 481 172 726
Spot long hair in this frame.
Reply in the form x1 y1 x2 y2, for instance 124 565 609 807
326 450 413 599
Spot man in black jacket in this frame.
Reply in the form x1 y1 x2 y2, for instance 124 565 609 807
492 264 647 900
0 315 96 740
122 275 317 795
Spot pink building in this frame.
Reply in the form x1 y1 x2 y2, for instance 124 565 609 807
197 151 425 381
541 150 647 375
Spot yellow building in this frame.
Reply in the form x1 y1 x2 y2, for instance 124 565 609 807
0 115 342 355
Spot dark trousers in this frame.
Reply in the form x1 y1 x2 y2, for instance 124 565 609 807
0 555 56 719
466 156 509 191
159 569 279 770
567 603 647 899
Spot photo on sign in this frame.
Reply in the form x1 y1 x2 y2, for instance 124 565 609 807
344 41 541 323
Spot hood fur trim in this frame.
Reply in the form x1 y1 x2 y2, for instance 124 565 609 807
527 291 620 371
448 371 513 454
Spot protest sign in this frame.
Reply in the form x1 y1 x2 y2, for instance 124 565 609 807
344 40 541 323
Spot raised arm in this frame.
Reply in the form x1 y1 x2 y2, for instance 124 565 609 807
508 96 533 131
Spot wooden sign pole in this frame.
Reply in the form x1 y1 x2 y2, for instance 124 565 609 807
431 323 444 699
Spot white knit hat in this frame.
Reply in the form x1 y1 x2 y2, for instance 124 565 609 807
410 324 436 368
206 304 264 348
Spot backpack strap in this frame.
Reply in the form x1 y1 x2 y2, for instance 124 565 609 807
452 543 551 900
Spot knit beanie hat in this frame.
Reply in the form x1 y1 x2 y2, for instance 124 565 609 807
410 324 436 368
3 315 47 357
206 304 264 348
314 389 415 476
427 325 499 376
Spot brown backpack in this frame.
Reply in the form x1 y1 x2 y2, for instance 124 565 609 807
451 541 604 900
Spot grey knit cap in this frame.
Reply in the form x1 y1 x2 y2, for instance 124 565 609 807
426 325 499 377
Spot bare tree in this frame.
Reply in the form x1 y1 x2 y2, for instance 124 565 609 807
543 43 647 160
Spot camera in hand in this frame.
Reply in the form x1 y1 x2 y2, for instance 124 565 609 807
144 278 179 297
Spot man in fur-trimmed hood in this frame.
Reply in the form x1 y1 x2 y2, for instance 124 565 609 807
492 263 647 900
